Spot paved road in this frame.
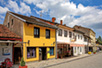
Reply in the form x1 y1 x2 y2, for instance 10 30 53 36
46 53 102 68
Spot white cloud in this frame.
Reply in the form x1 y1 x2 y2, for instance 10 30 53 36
23 0 102 28
7 0 19 13
0 15 4 19
7 0 31 14
0 6 9 14
19 2 31 14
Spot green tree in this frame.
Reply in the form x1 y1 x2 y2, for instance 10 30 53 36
97 36 102 45
98 36 102 41
20 57 25 66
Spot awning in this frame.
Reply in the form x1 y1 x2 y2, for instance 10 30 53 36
57 42 69 45
70 44 85 47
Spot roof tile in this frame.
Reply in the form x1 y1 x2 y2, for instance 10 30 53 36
0 24 21 38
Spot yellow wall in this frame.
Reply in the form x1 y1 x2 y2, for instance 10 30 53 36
23 23 56 62
90 30 96 45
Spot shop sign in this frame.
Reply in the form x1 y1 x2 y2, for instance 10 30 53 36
2 47 10 55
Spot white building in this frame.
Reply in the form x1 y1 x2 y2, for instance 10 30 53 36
55 20 89 57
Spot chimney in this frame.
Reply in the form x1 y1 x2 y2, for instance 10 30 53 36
60 20 63 25
52 17 56 22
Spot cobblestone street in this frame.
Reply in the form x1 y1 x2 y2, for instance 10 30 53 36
13 52 102 68
47 52 102 68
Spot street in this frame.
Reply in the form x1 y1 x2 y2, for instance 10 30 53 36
46 53 102 68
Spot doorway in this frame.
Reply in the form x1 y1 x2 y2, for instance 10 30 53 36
39 47 46 61
89 47 93 52
14 47 22 64
71 47 73 56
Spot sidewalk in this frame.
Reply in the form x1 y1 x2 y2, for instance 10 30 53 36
13 54 89 68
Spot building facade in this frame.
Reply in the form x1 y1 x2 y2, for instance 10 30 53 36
3 11 57 63
0 24 21 64
29 16 87 57
74 25 96 52
2 11 96 63
55 20 87 57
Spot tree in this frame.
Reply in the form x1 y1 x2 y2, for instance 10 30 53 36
97 36 102 45
98 36 102 41
20 57 25 66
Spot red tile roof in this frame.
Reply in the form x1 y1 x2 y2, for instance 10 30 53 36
0 24 21 38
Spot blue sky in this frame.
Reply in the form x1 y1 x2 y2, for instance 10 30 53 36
0 0 102 38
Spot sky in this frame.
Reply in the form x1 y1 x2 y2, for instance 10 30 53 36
0 0 102 38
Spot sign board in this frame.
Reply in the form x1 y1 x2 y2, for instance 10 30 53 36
2 47 10 55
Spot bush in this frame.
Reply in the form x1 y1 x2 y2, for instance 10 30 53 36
20 57 25 66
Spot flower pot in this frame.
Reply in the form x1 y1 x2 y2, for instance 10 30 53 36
19 65 27 68
93 52 96 54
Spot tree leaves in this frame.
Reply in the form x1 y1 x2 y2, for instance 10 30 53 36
97 36 102 45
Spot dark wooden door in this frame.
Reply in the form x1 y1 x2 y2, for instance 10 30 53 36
39 47 46 61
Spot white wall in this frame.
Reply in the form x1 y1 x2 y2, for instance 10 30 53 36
74 32 88 45
57 28 88 46
56 27 88 56
0 43 12 64
57 28 72 43
73 46 85 56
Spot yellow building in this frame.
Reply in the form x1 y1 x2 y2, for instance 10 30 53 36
3 11 57 63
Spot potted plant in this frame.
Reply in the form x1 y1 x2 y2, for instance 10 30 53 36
93 51 96 54
19 57 27 68
93 52 96 54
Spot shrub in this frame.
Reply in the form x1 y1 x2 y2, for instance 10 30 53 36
20 57 25 66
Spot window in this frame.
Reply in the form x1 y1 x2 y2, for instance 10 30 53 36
58 29 62 36
73 33 75 39
69 31 72 38
80 47 82 52
34 27 40 38
81 35 83 40
11 19 13 25
8 22 10 28
75 35 77 41
74 47 76 53
27 47 36 58
84 37 87 42
78 35 80 39
46 29 50 38
50 47 54 56
64 30 67 37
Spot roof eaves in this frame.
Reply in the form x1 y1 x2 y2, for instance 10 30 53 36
26 21 58 29
74 30 85 34
29 17 58 29
31 18 58 29
30 16 58 24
